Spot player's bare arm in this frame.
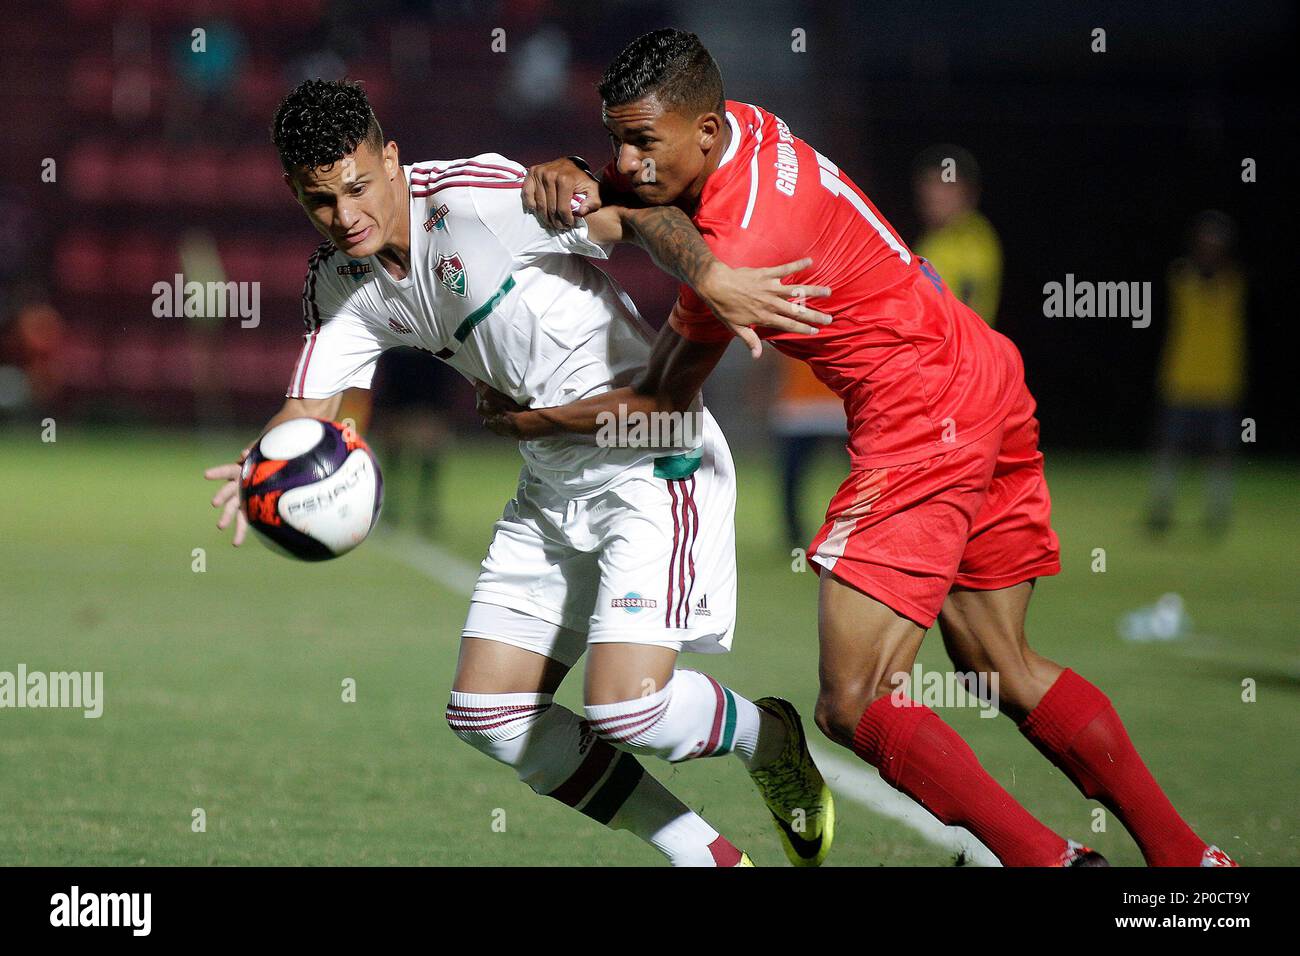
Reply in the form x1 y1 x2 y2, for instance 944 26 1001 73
526 156 833 351
579 202 832 355
201 393 342 546
477 323 725 441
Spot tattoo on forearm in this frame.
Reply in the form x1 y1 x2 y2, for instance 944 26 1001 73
625 206 715 287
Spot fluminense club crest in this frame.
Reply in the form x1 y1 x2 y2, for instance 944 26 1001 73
434 251 468 297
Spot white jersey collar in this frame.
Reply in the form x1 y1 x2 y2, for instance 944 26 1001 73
717 111 742 170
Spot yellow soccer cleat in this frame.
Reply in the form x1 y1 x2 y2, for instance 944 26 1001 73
736 853 755 867
749 697 835 866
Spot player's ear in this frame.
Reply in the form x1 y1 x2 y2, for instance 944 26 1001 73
697 112 723 152
383 141 400 179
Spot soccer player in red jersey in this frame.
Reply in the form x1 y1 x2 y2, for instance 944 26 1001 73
483 29 1236 867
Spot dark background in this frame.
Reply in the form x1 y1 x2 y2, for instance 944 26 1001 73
2 0 1295 452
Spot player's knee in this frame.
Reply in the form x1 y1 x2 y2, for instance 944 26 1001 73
581 679 695 762
814 682 883 746
581 691 669 755
444 691 552 764
813 695 857 746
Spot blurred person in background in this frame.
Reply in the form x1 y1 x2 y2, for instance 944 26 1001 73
767 355 847 550
0 186 37 323
1147 210 1247 538
178 229 234 428
166 19 248 142
368 347 454 537
913 145 1002 326
0 281 67 416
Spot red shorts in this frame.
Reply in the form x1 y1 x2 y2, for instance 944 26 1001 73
808 384 1060 628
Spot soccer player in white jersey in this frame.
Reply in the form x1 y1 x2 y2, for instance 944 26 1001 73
203 80 834 866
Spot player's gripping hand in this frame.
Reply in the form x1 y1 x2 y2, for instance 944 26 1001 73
523 158 601 229
474 381 542 440
699 257 833 358
203 445 252 546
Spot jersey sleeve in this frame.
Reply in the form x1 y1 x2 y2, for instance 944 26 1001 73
465 153 613 263
286 256 390 400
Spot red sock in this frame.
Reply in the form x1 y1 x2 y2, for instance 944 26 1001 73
1019 668 1205 866
853 696 1066 866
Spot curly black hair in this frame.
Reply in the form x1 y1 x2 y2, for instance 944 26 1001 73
597 29 724 118
271 79 384 173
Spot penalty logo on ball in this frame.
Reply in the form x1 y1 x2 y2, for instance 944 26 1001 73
239 418 384 561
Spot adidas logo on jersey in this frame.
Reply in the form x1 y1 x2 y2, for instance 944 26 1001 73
693 595 711 617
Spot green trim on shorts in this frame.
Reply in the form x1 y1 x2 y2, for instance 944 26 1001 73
653 448 703 481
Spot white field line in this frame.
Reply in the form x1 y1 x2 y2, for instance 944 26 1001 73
372 528 481 593
374 527 1001 866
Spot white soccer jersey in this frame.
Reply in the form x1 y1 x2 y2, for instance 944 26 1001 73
286 153 703 496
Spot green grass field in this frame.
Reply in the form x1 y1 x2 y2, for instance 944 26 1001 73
2 425 1296 866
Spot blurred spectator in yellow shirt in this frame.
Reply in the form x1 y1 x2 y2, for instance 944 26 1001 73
1148 210 1247 537
913 145 1003 326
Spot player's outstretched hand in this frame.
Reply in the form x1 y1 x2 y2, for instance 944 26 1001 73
523 158 601 229
203 446 251 546
700 257 833 358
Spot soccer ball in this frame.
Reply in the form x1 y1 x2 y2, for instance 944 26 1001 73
239 418 383 561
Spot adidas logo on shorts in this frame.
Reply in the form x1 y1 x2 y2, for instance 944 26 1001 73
694 595 711 617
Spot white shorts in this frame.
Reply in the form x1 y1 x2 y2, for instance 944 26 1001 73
464 410 737 667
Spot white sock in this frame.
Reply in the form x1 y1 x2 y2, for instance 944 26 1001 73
446 690 742 866
583 670 788 767
610 773 743 866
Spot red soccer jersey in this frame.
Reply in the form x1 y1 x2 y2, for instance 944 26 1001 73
623 100 1024 468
